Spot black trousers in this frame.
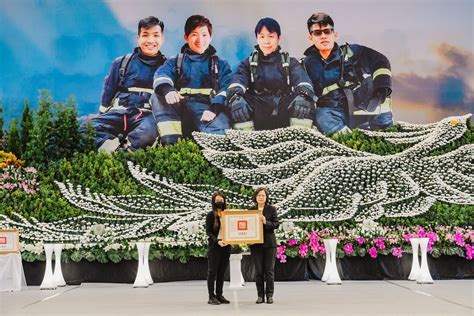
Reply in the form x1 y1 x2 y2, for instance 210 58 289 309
251 246 277 297
207 245 231 296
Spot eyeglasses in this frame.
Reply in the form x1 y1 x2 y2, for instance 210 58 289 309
310 28 334 37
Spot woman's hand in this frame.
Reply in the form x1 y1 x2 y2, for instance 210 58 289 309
218 240 227 247
259 214 266 224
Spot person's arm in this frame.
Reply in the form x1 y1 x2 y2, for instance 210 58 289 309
263 206 280 231
356 44 392 94
289 57 315 99
226 58 251 107
209 59 233 107
99 57 121 113
153 57 182 100
205 212 219 245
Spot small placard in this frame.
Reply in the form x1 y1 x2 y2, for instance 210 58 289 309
221 210 263 245
0 230 20 254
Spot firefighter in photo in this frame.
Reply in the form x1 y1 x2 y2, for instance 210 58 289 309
92 16 166 153
227 17 315 131
151 15 232 145
303 12 394 135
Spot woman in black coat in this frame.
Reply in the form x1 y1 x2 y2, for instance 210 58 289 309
205 191 231 305
250 187 280 304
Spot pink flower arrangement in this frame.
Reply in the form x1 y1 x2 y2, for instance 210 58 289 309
288 239 298 246
374 237 386 250
299 243 308 257
343 243 353 255
355 237 365 245
391 247 403 258
276 245 287 263
369 247 378 258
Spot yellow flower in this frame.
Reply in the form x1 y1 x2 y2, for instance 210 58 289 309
450 119 458 126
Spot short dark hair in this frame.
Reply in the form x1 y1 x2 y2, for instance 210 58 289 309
307 12 334 32
184 15 213 36
252 187 270 205
255 17 281 37
138 16 164 35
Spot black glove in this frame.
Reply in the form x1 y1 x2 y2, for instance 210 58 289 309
231 96 252 123
289 95 314 119
226 86 245 106
367 88 390 112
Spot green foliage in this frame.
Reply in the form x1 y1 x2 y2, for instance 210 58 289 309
20 100 33 155
5 119 21 156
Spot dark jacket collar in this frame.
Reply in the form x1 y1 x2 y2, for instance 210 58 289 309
304 43 341 63
135 47 165 66
180 44 217 56
254 45 282 62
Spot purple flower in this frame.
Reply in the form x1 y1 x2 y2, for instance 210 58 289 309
299 243 308 257
391 247 403 258
343 243 353 255
355 237 365 245
453 233 465 247
403 233 415 242
417 229 427 238
374 237 386 250
288 239 298 246
369 247 378 258
465 245 473 260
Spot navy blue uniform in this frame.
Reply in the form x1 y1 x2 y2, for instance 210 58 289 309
304 43 393 135
151 44 232 145
227 46 315 130
92 48 165 152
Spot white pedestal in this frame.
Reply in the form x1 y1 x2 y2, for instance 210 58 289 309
53 244 66 287
133 242 149 288
143 242 153 285
417 238 434 284
321 239 330 282
40 244 57 290
228 253 245 288
408 238 421 281
326 239 342 285
0 253 27 292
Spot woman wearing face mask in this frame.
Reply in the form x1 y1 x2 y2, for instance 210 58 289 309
250 187 280 304
205 191 231 305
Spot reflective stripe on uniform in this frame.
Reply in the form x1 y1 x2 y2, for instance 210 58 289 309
128 87 154 94
157 121 182 136
290 118 313 129
216 90 227 97
98 138 120 153
296 82 313 89
321 81 353 96
353 97 392 116
99 105 110 114
373 68 392 79
228 83 247 91
178 88 213 95
153 76 174 87
233 121 255 131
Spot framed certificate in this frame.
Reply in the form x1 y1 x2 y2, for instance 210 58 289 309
0 229 20 254
221 210 263 245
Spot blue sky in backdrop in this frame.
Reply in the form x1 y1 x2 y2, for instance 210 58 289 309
0 0 472 125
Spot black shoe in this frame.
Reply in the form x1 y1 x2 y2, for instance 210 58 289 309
208 296 221 305
266 296 273 304
216 295 230 304
256 296 265 304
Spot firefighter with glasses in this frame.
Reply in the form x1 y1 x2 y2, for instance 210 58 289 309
303 12 394 135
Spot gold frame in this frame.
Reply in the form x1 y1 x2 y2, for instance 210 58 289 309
0 229 20 254
221 210 263 245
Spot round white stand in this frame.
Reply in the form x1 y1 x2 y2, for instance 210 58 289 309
40 244 57 290
417 238 434 284
326 239 342 285
53 244 66 287
321 239 331 282
133 242 149 288
144 242 153 285
408 238 421 281
228 253 245 288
